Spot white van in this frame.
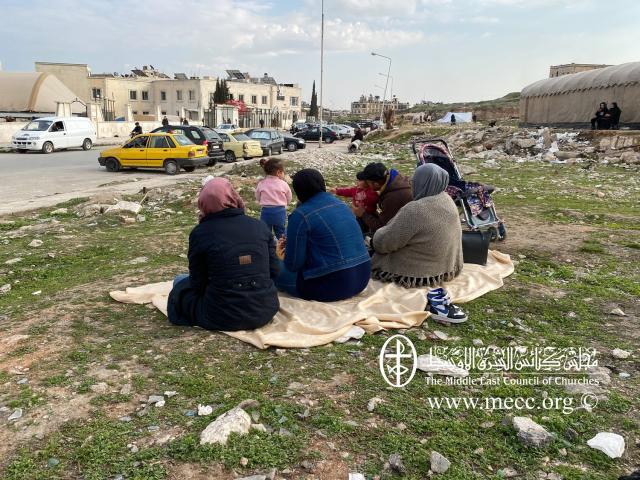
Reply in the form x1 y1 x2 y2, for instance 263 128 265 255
11 116 97 154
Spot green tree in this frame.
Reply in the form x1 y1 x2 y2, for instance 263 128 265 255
309 81 318 118
213 79 230 103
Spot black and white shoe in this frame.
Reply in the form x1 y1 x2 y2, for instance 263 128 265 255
429 296 468 324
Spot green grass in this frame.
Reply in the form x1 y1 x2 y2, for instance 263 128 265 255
0 130 638 479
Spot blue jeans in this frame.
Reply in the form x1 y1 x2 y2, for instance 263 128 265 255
173 273 189 287
260 206 286 239
275 259 371 302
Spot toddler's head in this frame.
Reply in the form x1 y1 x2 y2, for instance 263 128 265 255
356 171 367 189
260 158 285 178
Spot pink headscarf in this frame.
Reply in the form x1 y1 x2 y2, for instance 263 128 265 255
198 177 245 219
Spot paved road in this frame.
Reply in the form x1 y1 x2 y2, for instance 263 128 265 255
0 147 203 215
0 140 349 216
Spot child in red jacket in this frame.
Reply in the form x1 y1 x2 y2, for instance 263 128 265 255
330 172 379 232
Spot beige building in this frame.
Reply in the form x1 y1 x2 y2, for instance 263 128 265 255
350 94 410 117
549 63 611 78
35 62 303 126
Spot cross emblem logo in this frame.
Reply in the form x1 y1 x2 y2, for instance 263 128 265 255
379 334 417 388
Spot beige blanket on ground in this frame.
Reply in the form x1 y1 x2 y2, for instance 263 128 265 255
110 250 514 349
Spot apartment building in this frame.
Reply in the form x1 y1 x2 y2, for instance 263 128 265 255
35 62 303 125
350 94 410 117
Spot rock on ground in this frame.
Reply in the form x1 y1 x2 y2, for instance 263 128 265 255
417 354 469 378
388 453 406 474
105 201 142 215
200 406 251 445
612 348 631 359
8 408 23 421
28 239 43 248
430 450 451 473
367 397 384 412
587 432 625 458
512 417 554 447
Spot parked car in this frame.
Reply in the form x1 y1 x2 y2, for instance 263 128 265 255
282 133 306 152
327 124 353 139
12 116 96 154
216 123 238 131
294 126 338 143
290 121 309 133
338 124 355 138
244 129 285 156
151 125 224 165
98 133 208 175
217 131 263 162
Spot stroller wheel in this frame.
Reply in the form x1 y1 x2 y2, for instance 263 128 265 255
497 222 507 241
489 227 498 242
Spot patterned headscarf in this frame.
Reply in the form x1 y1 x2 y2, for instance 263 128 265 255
198 177 245 219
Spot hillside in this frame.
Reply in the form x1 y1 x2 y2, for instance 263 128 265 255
408 92 520 121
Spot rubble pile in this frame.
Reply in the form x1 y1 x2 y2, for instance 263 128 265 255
445 126 640 166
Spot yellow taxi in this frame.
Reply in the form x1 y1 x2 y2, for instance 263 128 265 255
98 133 209 175
216 131 263 162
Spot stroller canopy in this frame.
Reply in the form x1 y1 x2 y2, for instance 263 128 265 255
438 112 473 123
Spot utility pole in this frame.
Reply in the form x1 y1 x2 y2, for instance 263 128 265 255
318 0 324 148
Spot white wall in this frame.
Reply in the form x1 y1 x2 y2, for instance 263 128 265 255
96 121 161 138
0 122 28 142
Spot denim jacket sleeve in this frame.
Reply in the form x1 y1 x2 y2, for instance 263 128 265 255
284 209 308 272
188 228 208 294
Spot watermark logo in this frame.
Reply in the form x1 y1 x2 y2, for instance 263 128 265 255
379 334 417 388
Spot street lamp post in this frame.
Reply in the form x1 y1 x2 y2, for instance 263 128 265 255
371 52 391 128
378 72 394 102
319 0 325 148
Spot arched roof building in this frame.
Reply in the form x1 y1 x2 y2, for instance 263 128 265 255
0 72 84 113
520 62 640 128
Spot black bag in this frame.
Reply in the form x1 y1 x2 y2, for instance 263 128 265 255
462 230 490 265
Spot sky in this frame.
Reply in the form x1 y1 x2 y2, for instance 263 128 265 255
1 0 639 109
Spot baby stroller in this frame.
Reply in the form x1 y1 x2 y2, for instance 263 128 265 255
412 138 506 240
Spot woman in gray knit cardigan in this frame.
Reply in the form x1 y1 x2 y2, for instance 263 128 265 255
371 164 464 288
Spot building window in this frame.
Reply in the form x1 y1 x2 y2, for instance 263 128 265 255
262 95 267 105
189 90 195 101
160 91 167 101
176 90 183 101
129 90 137 100
142 111 149 115
92 88 102 99
238 94 244 102
251 95 257 104
142 91 149 101
161 111 167 115
290 96 299 107
132 110 138 115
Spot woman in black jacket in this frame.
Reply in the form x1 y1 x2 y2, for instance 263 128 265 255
167 178 280 331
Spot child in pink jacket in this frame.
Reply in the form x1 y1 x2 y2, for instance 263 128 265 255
255 158 292 239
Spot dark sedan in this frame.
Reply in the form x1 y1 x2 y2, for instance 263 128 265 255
151 125 224 165
244 129 285 156
282 133 306 151
294 126 338 143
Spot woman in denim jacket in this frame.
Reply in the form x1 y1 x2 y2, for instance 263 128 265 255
275 169 371 301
